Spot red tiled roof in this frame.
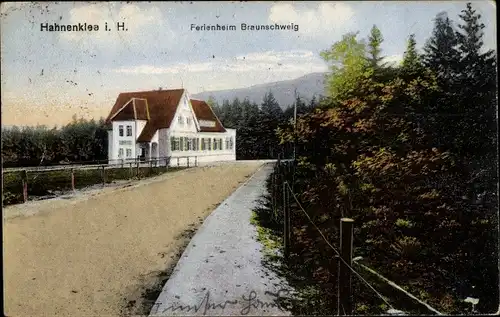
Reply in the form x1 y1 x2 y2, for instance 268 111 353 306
109 98 150 122
190 99 226 133
104 90 226 142
105 89 185 142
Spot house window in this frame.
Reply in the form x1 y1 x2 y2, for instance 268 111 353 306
118 148 124 157
119 125 124 137
178 116 184 125
179 137 184 151
199 120 216 128
126 125 132 136
171 137 180 151
218 139 223 150
190 138 196 151
187 138 192 151
213 138 218 150
201 138 205 150
230 137 234 150
186 117 191 126
126 149 132 157
225 138 230 150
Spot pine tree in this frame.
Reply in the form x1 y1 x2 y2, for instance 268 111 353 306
455 3 495 70
308 95 319 111
295 95 308 116
454 2 497 160
241 98 260 126
422 12 461 86
231 97 244 127
422 11 463 152
260 91 284 158
402 34 422 73
366 25 385 69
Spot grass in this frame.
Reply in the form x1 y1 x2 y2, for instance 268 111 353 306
2 166 186 206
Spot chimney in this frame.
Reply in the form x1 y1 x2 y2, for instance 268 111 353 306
158 87 162 91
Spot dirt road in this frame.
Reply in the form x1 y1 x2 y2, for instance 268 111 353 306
3 162 263 316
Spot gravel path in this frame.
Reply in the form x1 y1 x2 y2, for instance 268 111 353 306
3 162 264 316
150 163 294 316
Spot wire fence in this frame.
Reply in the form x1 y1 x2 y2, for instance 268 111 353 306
269 157 443 316
2 156 199 206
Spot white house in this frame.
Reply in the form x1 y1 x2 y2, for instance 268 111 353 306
105 88 236 166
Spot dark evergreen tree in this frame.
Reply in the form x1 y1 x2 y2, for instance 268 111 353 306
422 11 463 152
423 12 462 86
402 34 423 72
454 2 497 160
260 91 284 158
308 95 319 112
366 25 385 69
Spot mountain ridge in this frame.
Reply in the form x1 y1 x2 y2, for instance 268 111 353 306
192 72 327 109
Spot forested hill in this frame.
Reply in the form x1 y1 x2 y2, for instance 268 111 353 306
191 72 326 109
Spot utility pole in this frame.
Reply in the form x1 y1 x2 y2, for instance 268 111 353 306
293 89 297 162
293 89 298 193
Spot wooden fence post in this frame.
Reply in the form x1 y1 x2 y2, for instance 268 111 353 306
283 181 290 259
129 162 133 178
101 165 106 187
136 160 140 178
21 169 28 203
187 157 190 167
71 168 75 191
177 157 180 167
338 218 354 316
272 171 276 219
195 156 198 167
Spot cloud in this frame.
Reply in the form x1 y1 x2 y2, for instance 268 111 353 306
59 4 173 48
235 50 314 62
384 54 403 65
268 3 354 36
112 50 327 75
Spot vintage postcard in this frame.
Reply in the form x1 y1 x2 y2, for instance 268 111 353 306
1 1 498 316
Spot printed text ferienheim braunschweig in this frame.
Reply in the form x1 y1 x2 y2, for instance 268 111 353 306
190 23 299 32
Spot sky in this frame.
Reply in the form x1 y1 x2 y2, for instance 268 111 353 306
1 1 497 127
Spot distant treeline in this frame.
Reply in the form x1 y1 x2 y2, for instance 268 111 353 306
210 92 321 160
2 115 108 168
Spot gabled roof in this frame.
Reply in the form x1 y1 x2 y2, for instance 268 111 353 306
105 89 185 142
105 89 226 142
108 98 150 122
190 99 226 133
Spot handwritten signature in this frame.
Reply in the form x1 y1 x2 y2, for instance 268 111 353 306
151 288 291 315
